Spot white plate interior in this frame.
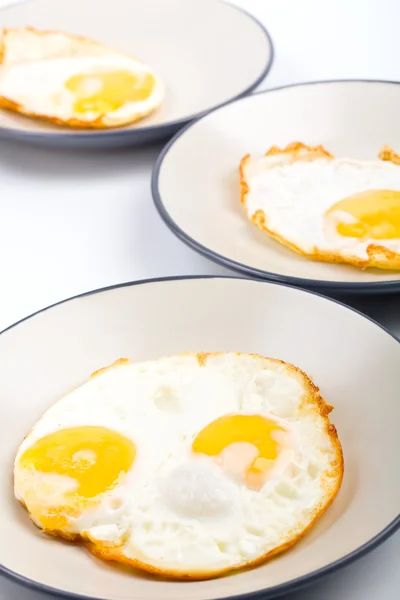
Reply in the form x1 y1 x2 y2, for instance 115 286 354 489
155 81 400 286
0 0 272 136
0 278 399 600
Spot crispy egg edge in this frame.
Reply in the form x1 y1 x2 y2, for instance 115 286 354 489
239 141 400 271
0 27 163 129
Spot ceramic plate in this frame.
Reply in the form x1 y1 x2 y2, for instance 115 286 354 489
0 276 399 599
153 80 400 292
0 0 273 148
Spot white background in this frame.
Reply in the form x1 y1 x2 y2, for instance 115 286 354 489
0 0 399 598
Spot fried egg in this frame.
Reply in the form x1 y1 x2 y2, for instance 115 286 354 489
0 28 163 128
240 142 400 269
14 353 343 579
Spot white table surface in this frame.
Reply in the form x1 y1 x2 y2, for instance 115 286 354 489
0 0 399 598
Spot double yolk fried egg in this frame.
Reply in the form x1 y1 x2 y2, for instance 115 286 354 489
14 353 343 579
240 142 400 269
0 28 163 128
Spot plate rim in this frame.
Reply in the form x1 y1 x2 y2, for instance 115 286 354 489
0 0 274 142
151 79 400 293
1 274 399 600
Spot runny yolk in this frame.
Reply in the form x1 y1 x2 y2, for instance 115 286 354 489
327 190 400 240
65 70 155 114
20 426 136 499
192 414 284 489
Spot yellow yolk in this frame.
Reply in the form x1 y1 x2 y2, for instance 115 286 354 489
19 426 136 499
65 70 155 114
327 190 400 240
192 415 284 489
39 506 78 531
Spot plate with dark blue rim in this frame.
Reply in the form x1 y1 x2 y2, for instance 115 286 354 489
0 0 273 148
0 276 399 599
153 80 400 292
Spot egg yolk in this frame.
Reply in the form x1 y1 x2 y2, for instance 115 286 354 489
19 426 136 499
65 70 155 114
328 190 400 240
38 506 78 531
192 414 284 489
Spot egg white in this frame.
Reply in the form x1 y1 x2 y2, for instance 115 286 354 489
240 142 400 269
0 28 163 128
14 352 343 579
